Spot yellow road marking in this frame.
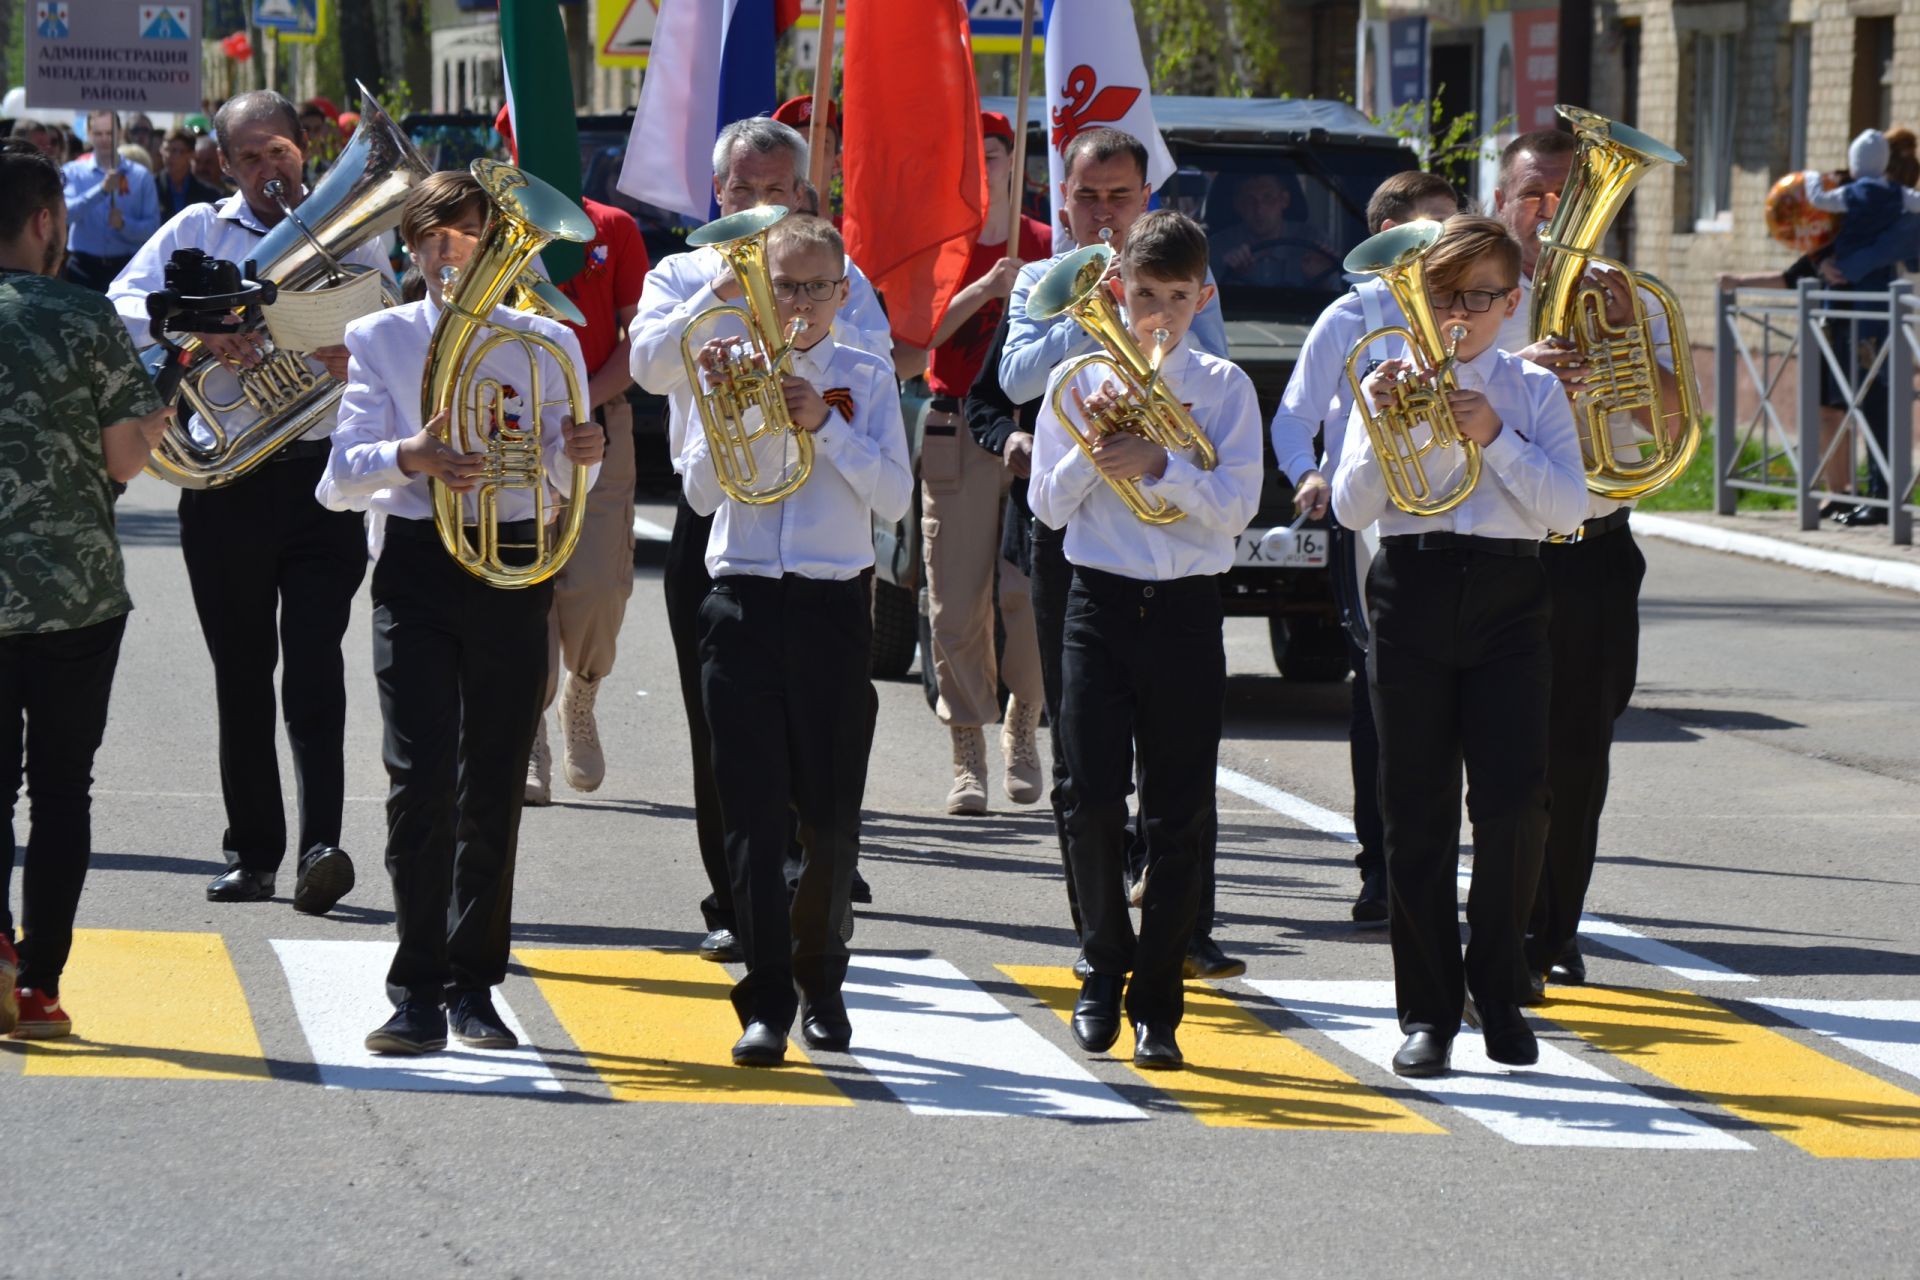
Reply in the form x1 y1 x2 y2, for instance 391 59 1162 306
517 948 849 1106
1541 986 1920 1159
999 966 1442 1133
18 929 268 1081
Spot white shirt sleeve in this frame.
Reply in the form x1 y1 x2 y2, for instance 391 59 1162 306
1331 397 1389 532
1027 366 1106 530
318 319 411 510
1479 366 1590 535
629 257 721 397
999 260 1099 405
838 259 894 364
1804 172 1849 213
542 323 600 497
1270 299 1356 482
1141 366 1264 536
107 206 200 346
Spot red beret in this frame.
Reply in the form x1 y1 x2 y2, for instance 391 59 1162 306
772 95 840 133
981 110 1015 146
493 103 517 160
303 96 339 122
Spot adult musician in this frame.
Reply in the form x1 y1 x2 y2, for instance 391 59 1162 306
62 111 160 292
996 126 1241 980
1493 129 1675 992
628 115 891 963
108 91 391 915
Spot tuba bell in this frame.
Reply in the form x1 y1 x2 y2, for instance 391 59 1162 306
1342 221 1480 517
678 205 812 505
1025 242 1217 525
145 84 432 489
1530 105 1704 500
421 160 594 589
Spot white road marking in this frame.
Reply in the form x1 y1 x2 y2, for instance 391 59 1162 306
1756 999 1920 1084
840 956 1142 1120
1250 980 1750 1150
633 514 674 541
272 939 562 1094
1218 766 1756 983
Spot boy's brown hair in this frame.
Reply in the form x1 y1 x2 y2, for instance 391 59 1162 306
1365 170 1462 235
398 170 489 249
1119 208 1209 284
1423 213 1522 295
766 211 844 265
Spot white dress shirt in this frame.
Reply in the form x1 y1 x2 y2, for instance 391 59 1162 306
998 248 1230 406
318 298 598 535
628 244 892 466
1332 341 1588 541
1269 278 1403 485
677 334 912 580
108 193 394 442
1028 340 1264 579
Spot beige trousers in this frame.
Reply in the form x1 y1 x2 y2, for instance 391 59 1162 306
545 397 637 707
921 411 1042 728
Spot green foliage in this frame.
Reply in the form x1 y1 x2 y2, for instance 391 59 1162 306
1637 428 1796 512
1137 0 1222 96
1368 89 1510 190
368 75 418 121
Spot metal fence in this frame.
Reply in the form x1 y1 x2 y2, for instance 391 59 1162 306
1714 278 1918 545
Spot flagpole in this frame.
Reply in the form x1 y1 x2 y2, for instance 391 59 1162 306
1005 0 1036 247
807 0 840 197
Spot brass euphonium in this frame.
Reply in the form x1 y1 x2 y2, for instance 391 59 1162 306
679 205 811 505
1531 105 1703 500
146 84 432 488
1343 221 1480 517
422 160 593 589
1026 242 1217 526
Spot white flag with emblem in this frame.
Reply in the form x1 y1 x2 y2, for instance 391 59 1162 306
1042 0 1176 240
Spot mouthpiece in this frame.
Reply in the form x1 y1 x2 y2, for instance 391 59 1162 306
1098 227 1114 245
1442 323 1468 366
438 265 458 287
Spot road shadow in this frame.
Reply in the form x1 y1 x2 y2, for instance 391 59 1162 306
115 507 181 547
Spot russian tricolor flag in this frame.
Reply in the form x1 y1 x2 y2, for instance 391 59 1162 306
616 0 799 220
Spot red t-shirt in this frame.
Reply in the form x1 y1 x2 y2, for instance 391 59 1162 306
559 198 650 375
926 215 1052 399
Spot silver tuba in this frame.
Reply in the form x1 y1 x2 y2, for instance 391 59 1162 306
145 84 432 489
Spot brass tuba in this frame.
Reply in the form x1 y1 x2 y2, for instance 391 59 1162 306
1530 105 1703 500
1026 242 1217 525
678 205 812 505
1342 221 1480 517
421 160 594 589
146 84 432 489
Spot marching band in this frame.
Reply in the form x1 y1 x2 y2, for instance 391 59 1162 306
0 85 1709 1080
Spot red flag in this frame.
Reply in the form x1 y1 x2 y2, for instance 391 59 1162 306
841 0 985 349
774 0 803 34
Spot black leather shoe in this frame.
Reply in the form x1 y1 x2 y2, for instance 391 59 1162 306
448 990 517 1049
698 928 740 963
1071 952 1094 981
1523 970 1547 1006
1549 943 1586 985
1819 499 1857 521
207 866 275 903
365 1001 448 1055
732 1020 787 1067
1392 1031 1452 1077
1183 935 1247 980
801 999 852 1051
1839 503 1889 527
1070 974 1123 1053
1132 1022 1183 1069
292 845 354 916
1475 998 1540 1066
849 870 873 904
1351 867 1388 928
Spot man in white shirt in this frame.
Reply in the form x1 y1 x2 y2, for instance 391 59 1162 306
628 115 893 965
1333 215 1586 1079
107 91 392 916
1269 169 1462 929
678 215 911 1065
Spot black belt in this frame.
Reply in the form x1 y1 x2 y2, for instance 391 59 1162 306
1380 532 1540 558
272 439 334 462
1545 507 1631 545
385 515 540 544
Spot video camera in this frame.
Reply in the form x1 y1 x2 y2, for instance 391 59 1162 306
142 249 278 399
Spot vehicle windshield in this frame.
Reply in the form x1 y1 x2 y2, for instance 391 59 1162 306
1159 145 1406 319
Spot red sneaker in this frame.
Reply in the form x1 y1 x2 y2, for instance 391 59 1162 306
11 988 71 1040
0 938 16 1036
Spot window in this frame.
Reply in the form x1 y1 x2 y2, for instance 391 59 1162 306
1851 17 1896 136
1691 32 1737 227
1789 25 1811 172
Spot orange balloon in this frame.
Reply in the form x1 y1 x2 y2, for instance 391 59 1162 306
1765 170 1841 254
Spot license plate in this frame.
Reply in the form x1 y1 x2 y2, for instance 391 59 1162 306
1234 525 1329 569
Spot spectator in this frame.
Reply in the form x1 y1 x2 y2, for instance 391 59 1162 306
61 111 160 291
192 134 230 193
1211 172 1337 288
155 127 223 219
299 97 342 182
124 113 156 158
116 142 154 176
8 119 54 162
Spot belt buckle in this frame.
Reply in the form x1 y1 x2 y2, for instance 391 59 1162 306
1547 527 1584 545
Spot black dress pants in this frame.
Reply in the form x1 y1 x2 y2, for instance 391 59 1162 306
0 615 127 996
1028 521 1082 930
1328 518 1385 875
1367 543 1551 1035
663 496 732 931
698 574 871 1031
1060 567 1223 1028
177 452 366 872
1528 524 1645 970
372 519 549 1006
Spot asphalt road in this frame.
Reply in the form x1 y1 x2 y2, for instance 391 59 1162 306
4 478 1918 1279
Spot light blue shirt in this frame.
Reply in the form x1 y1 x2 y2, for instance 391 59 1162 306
1269 279 1401 486
63 156 160 259
998 246 1229 406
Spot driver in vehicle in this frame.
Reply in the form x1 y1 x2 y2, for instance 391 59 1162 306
1212 172 1336 288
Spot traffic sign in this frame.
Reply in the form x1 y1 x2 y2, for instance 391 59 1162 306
596 0 654 68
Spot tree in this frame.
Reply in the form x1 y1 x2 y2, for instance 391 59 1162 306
1135 0 1292 98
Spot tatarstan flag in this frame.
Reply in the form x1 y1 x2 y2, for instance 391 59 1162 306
500 0 585 282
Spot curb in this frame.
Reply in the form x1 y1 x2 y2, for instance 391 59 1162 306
1633 513 1920 596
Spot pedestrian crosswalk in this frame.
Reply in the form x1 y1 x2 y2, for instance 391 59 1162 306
8 929 1920 1159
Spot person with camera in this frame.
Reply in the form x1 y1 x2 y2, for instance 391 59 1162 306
107 91 391 917
0 142 174 1038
